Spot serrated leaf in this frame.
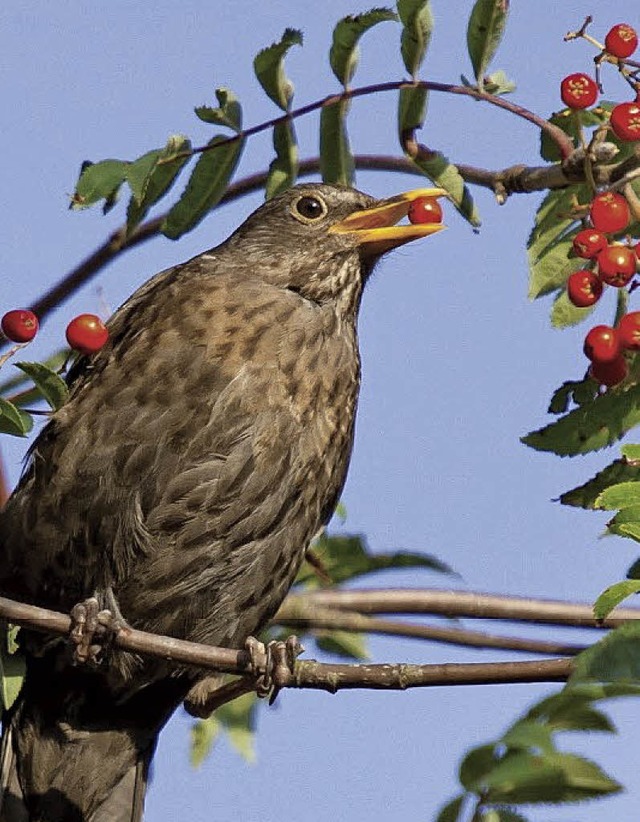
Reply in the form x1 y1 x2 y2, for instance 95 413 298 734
548 376 598 416
295 533 454 588
408 151 480 227
528 238 582 300
540 109 609 163
265 121 298 199
594 580 640 621
397 0 434 78
521 383 640 457
13 362 68 411
0 398 33 437
466 0 509 85
560 457 640 509
330 9 397 86
320 101 354 186
398 84 428 136
0 349 68 398
162 135 244 240
315 630 368 660
524 689 615 732
572 621 640 684
194 88 242 132
126 136 192 233
595 481 640 510
71 159 128 210
435 795 466 822
254 28 302 111
606 501 640 539
550 288 596 329
481 751 621 804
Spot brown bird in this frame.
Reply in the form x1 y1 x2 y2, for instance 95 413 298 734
0 182 444 822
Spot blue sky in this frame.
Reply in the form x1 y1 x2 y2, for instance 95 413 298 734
2 2 640 820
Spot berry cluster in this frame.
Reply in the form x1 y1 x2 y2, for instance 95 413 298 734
560 22 640 387
1 310 109 355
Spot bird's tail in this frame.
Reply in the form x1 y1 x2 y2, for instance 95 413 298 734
0 652 188 822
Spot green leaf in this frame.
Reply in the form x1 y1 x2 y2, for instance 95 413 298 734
265 120 298 199
521 383 640 457
330 9 397 86
550 288 596 329
459 744 498 790
593 580 640 621
295 533 454 588
71 159 128 211
548 376 598 416
314 630 368 660
162 135 244 240
559 457 640 509
0 624 24 711
215 692 258 762
466 0 510 85
572 621 640 684
194 88 243 132
622 444 640 461
481 751 621 804
0 398 33 437
398 84 428 136
190 715 221 768
126 135 192 232
539 108 609 163
608 506 640 543
435 795 466 822
481 69 516 95
595 480 640 510
480 811 529 822
408 151 480 227
524 689 615 733
397 0 434 78
14 362 69 411
253 28 303 111
0 349 68 399
501 722 554 755
319 101 354 186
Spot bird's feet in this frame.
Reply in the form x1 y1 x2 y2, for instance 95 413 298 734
246 634 304 704
69 597 120 666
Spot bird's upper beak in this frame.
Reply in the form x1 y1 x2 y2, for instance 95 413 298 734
328 188 447 256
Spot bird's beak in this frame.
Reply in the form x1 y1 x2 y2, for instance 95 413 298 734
328 188 447 256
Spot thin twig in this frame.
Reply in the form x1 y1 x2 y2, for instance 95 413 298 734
274 602 588 656
292 589 640 628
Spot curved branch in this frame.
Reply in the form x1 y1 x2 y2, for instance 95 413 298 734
273 602 587 656
292 588 640 628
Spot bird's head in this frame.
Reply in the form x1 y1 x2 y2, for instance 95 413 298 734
223 183 445 312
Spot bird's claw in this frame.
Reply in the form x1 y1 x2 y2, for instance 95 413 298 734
69 597 118 666
245 634 304 704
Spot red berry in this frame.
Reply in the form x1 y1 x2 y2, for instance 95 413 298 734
572 229 608 259
560 73 598 110
1 309 39 343
597 244 637 287
610 102 640 142
408 197 443 225
584 325 622 363
65 314 109 355
618 311 640 350
590 355 628 387
567 270 604 307
590 192 631 233
605 23 638 59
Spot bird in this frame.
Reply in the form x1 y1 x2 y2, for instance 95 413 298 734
0 182 444 822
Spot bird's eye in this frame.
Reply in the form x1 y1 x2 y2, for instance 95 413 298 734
292 195 327 223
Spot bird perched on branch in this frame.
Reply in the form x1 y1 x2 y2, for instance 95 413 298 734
0 182 444 821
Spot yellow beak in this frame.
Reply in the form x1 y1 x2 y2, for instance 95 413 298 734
329 188 447 256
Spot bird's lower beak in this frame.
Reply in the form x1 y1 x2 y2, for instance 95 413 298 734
328 188 447 256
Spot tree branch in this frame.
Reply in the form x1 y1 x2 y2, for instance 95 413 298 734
274 601 588 656
288 589 640 628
